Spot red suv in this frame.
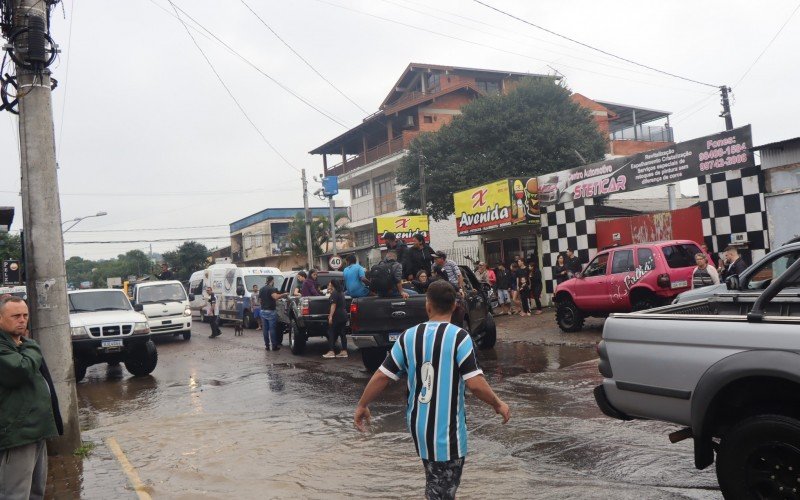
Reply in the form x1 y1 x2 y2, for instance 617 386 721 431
554 240 702 332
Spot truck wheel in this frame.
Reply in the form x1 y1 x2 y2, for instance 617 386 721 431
289 321 306 355
124 340 158 377
74 360 87 382
632 294 659 311
243 310 258 330
182 330 192 341
716 414 800 500
476 314 497 350
556 300 585 332
361 347 387 372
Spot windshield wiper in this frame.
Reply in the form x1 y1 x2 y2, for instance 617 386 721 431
70 308 92 313
91 307 127 311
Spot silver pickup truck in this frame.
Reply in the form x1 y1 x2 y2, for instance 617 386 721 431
595 256 800 499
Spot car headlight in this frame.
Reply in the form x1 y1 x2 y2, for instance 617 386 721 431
70 326 88 338
184 307 191 316
133 322 150 334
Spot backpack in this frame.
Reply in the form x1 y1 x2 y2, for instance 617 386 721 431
368 261 397 293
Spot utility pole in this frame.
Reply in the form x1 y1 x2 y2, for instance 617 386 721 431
328 196 337 257
301 169 314 268
418 151 427 215
720 85 733 131
12 0 80 454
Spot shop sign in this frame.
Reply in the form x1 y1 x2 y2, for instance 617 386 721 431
454 178 539 235
538 125 755 207
374 215 430 246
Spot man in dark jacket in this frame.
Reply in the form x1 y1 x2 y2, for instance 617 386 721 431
0 296 62 500
719 246 748 281
565 248 582 276
404 233 435 281
383 232 409 278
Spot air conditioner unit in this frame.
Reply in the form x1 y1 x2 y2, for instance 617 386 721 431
731 232 748 244
403 115 415 128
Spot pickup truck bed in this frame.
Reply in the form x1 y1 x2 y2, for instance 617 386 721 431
595 257 800 498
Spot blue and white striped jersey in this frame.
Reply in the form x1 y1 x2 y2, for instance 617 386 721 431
380 321 483 461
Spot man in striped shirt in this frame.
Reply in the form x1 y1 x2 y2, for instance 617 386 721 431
355 280 510 499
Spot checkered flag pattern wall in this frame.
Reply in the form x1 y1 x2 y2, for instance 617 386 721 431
541 198 597 294
698 165 769 264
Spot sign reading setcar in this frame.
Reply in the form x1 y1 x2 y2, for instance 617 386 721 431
538 125 755 207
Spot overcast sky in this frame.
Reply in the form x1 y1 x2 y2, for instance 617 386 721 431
2 0 798 260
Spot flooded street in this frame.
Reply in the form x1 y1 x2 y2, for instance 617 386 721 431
69 319 721 499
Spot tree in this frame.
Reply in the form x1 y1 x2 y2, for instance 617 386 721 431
162 241 209 281
396 78 607 220
287 212 349 265
0 232 22 261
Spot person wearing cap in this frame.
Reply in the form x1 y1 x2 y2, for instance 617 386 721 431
433 251 464 296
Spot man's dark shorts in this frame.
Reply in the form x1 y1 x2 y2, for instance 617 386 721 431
422 457 465 500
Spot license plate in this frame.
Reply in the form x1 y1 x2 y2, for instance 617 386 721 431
162 320 172 324
388 333 400 342
671 280 688 289
101 339 124 348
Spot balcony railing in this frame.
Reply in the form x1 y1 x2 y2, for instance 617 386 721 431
326 136 406 176
611 125 673 143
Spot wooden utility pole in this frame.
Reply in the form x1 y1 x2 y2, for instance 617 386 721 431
13 0 81 454
301 169 314 268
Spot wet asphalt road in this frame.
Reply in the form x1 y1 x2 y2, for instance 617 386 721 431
73 319 722 499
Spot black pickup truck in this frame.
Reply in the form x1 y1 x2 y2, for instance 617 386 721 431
349 266 496 371
276 271 351 354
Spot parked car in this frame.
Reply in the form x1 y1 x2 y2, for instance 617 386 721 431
276 271 348 354
68 289 157 382
594 255 800 498
129 280 193 340
349 266 496 371
674 239 800 303
553 240 702 332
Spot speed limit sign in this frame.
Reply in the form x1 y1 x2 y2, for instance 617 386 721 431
329 255 343 270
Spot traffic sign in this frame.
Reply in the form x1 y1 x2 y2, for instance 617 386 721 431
328 255 343 270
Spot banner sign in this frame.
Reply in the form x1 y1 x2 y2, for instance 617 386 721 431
538 125 755 206
2 260 21 285
374 215 430 246
454 178 539 235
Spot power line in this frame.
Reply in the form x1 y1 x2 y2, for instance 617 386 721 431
473 0 719 88
165 0 301 173
734 1 800 87
55 0 75 161
68 224 230 233
65 236 233 245
153 0 350 129
240 0 368 114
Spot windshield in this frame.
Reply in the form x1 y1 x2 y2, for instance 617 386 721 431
746 250 800 290
69 291 132 313
138 283 188 303
244 275 285 292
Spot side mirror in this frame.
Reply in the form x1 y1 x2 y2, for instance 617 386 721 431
188 294 195 301
726 275 740 291
236 286 245 297
133 304 144 312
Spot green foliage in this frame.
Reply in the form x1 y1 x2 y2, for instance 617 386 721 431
396 78 607 220
287 212 349 264
73 441 96 458
0 232 22 261
161 241 210 282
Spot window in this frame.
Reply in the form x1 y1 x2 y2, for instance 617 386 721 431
583 254 609 277
745 250 800 290
611 250 634 274
423 115 433 124
476 79 500 95
352 181 371 199
427 73 441 93
373 173 398 215
662 244 702 268
190 280 203 296
637 248 655 270
355 229 373 248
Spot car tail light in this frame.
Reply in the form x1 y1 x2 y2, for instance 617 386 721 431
301 298 310 316
349 302 358 332
657 273 671 288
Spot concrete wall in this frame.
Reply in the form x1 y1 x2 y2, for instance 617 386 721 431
429 215 479 252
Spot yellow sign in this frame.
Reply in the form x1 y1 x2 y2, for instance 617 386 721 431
374 215 430 246
453 180 519 235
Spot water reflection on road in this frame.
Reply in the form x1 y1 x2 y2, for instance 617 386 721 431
73 332 720 499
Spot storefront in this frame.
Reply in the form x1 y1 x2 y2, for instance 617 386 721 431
453 178 541 267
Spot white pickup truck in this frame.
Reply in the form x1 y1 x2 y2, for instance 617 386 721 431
595 256 800 499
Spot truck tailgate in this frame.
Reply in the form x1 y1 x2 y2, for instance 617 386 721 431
351 296 427 337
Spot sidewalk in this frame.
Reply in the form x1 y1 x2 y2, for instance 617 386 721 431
494 307 604 347
46 436 137 500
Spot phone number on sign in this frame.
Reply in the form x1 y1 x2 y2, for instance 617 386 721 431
699 153 749 172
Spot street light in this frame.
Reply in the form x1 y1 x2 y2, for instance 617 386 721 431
62 211 108 233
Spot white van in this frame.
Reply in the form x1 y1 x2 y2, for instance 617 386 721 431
130 280 193 340
187 265 284 328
